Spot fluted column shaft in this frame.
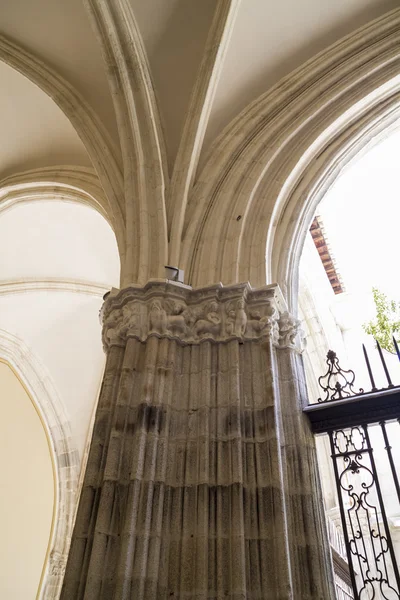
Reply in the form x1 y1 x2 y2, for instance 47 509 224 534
61 281 335 599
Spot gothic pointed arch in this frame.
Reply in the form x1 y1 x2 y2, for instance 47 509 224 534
0 166 125 264
84 0 169 284
0 329 80 599
182 9 400 302
0 35 126 270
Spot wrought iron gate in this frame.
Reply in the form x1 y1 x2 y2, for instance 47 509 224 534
304 344 400 600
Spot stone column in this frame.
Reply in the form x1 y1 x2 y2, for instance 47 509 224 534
61 280 335 600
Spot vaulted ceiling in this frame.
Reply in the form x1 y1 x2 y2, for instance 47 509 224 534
204 0 397 152
0 0 396 178
0 61 90 179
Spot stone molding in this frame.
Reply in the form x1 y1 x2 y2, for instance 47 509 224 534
48 550 68 580
0 329 79 600
167 0 240 267
84 0 168 284
101 280 301 349
0 278 109 297
0 166 108 217
0 35 125 250
182 9 400 293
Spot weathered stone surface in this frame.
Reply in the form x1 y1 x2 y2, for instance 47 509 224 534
61 282 334 599
101 280 287 349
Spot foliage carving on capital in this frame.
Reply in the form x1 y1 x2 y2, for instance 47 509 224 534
101 283 284 348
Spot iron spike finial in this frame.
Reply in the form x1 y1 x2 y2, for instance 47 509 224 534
375 339 394 389
393 336 400 363
362 344 377 392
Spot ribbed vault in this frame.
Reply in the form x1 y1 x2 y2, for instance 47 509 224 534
1 2 399 597
182 8 400 301
1 3 399 297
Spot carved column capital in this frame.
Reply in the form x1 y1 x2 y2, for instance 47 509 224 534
277 310 301 349
101 280 286 349
64 279 335 599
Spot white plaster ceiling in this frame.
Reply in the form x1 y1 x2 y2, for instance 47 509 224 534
0 0 396 172
0 61 90 180
0 0 118 144
203 0 398 155
131 0 217 167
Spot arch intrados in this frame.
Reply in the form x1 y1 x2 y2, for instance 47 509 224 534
0 168 124 271
194 8 400 190
0 183 108 222
238 73 400 293
0 36 125 251
183 9 400 295
273 82 400 312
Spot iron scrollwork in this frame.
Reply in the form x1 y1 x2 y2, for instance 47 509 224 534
329 425 400 599
318 350 363 403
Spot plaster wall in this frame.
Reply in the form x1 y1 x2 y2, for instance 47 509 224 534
0 361 53 599
0 201 119 284
0 200 120 466
0 291 106 462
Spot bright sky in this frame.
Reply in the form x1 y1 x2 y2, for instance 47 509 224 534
317 127 400 323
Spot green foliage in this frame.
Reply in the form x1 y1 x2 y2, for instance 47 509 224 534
363 287 400 353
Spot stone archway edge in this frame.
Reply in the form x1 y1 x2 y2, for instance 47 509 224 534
0 328 79 600
182 8 400 295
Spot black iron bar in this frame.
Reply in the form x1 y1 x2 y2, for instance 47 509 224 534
380 420 400 504
376 339 394 388
328 431 360 600
393 336 400 363
363 425 400 590
362 344 377 392
351 494 371 596
363 503 383 593
332 448 369 458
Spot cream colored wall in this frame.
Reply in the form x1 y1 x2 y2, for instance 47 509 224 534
0 361 54 599
0 199 120 596
0 200 120 463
